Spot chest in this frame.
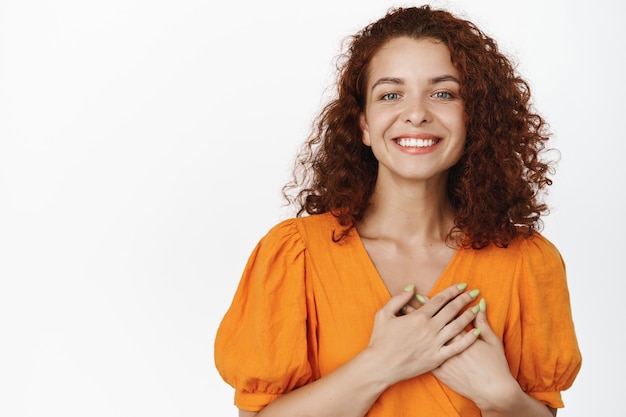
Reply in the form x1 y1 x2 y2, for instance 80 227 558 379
308 239 459 376
360 238 458 297
303 230 515 376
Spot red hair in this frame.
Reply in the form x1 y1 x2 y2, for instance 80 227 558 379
283 5 556 249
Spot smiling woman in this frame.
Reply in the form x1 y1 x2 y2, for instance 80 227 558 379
214 5 581 417
360 37 466 188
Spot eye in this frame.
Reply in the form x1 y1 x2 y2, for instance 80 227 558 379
432 91 455 100
380 92 401 101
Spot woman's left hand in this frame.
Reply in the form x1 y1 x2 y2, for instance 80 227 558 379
431 299 521 410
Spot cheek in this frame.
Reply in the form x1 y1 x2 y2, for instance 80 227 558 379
459 125 467 144
446 109 467 136
456 128 467 153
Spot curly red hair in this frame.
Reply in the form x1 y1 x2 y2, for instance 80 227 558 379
283 5 556 248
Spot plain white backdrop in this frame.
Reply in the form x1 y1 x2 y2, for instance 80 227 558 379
1 0 624 415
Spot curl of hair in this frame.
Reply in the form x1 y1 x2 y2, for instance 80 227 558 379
283 5 556 248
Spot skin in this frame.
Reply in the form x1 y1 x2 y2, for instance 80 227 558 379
238 37 557 417
360 36 467 190
240 284 481 417
358 36 466 300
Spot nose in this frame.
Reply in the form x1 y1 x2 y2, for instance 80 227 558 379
401 96 430 125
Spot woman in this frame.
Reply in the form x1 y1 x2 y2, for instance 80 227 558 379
215 5 581 416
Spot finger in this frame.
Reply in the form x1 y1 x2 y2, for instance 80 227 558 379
398 304 419 316
381 284 416 317
430 288 480 329
405 292 426 311
415 293 428 305
473 298 499 344
443 328 466 345
440 325 481 357
418 283 469 317
438 304 478 343
402 293 427 315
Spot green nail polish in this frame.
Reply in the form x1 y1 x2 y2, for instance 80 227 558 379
416 294 427 304
400 306 407 315
404 284 415 292
469 289 480 298
456 282 468 291
471 305 480 314
473 328 482 337
479 298 487 312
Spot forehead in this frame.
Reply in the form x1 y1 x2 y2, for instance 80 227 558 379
367 36 458 83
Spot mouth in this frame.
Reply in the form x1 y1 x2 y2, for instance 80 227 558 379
394 137 440 148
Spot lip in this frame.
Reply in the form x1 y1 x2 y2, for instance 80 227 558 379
392 133 442 154
394 133 439 140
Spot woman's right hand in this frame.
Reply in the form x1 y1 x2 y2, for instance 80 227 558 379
365 283 481 386
243 283 482 417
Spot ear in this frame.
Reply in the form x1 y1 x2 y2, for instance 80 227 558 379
360 114 371 146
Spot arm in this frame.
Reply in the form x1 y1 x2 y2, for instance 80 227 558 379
429 237 581 416
471 306 558 417
239 283 481 417
478 385 557 417
239 371 557 417
432 300 558 417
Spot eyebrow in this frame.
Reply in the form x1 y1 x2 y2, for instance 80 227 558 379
370 74 461 91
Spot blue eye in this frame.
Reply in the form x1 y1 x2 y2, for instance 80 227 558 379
432 91 454 99
381 92 401 101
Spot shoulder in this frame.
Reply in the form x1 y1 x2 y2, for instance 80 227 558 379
247 213 341 263
459 232 566 290
501 232 568 294
264 212 343 246
255 213 362 271
474 231 563 264
510 231 565 268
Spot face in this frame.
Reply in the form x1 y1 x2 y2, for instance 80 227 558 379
360 36 466 186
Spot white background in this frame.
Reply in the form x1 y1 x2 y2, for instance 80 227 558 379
1 0 624 415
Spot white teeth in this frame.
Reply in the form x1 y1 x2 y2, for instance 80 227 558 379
396 138 437 147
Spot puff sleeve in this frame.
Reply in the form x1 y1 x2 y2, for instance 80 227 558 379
506 235 582 408
214 220 313 411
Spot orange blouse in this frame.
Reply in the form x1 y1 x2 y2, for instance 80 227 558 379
214 213 582 416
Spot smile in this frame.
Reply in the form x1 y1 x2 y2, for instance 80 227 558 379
395 137 440 148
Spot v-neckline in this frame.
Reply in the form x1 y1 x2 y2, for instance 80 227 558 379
348 226 464 299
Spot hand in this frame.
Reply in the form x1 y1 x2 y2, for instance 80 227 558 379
365 283 482 386
431 299 521 409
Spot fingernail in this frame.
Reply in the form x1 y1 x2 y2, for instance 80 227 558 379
403 284 415 292
471 305 480 314
469 289 480 298
415 294 427 304
473 328 482 337
400 306 407 315
456 282 468 291
479 298 487 312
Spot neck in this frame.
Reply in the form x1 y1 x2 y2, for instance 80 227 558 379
357 177 455 245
